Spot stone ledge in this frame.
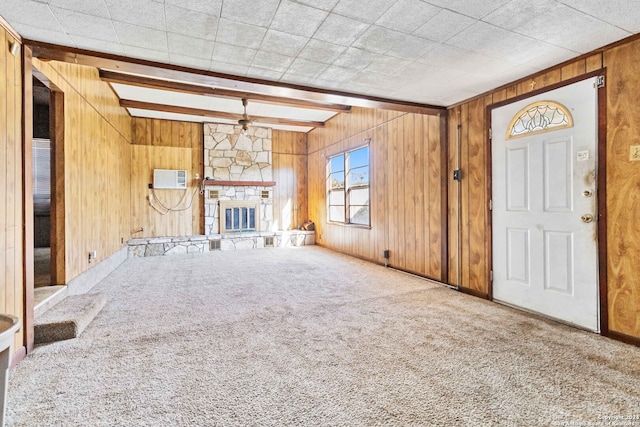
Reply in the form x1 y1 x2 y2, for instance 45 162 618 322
127 230 315 257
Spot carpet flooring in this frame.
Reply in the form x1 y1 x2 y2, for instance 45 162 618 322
7 246 640 426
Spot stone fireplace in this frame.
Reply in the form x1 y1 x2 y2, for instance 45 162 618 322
203 123 274 235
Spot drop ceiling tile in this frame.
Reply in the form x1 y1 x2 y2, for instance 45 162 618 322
104 0 166 30
447 21 540 62
122 45 170 62
286 58 328 78
165 5 219 41
316 65 358 83
313 13 369 47
270 0 329 38
251 51 294 73
385 35 438 60
397 61 442 80
50 7 118 42
334 47 377 71
165 0 223 15
0 0 62 32
247 67 284 81
280 72 318 86
415 44 469 65
424 0 511 19
10 22 73 45
259 30 309 57
48 0 110 18
482 0 556 31
561 0 640 33
376 0 441 34
170 53 213 70
512 4 630 53
221 0 279 27
211 43 257 65
113 21 168 51
168 33 215 59
414 9 475 42
210 61 249 76
297 39 346 64
364 55 410 76
353 26 405 54
332 0 397 24
215 18 267 49
294 0 340 11
68 35 124 55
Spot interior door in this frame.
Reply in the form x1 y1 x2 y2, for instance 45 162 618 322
491 77 599 331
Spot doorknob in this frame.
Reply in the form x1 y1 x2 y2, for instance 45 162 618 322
580 214 594 223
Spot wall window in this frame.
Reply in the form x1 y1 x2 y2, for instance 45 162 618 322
326 144 370 226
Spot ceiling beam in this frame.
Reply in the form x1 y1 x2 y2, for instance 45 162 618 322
27 40 446 116
100 70 351 113
120 99 326 128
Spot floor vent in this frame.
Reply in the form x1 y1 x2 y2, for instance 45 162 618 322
264 236 274 247
209 239 221 251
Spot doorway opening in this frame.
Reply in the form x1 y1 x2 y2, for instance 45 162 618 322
32 74 65 312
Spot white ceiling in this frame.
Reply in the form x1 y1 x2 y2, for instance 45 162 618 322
2 0 639 113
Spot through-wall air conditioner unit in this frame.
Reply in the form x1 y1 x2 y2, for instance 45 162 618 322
153 169 187 189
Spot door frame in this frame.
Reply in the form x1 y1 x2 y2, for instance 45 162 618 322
485 69 609 335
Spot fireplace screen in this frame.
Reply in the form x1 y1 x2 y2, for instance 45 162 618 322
219 200 260 233
225 207 256 232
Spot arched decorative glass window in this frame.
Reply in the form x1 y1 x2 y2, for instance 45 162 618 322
506 101 573 139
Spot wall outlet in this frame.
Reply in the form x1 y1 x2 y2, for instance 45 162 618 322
630 145 640 161
195 173 200 180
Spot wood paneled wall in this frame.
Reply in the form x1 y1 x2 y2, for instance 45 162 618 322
32 58 132 283
0 25 25 354
603 40 640 339
130 118 203 238
272 130 308 230
449 36 640 341
307 107 447 282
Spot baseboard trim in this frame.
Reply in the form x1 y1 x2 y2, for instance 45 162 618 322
457 286 490 300
607 331 640 347
67 246 128 295
11 346 26 367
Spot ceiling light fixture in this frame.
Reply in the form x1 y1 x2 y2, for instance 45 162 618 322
238 98 252 135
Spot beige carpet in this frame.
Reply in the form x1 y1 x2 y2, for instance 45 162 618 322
7 246 640 426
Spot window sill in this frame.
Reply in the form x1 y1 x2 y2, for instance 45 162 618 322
327 221 371 230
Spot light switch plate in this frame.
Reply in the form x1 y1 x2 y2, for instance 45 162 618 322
631 145 640 161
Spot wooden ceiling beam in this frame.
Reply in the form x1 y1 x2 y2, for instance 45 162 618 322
101 70 351 113
120 99 325 128
26 40 446 116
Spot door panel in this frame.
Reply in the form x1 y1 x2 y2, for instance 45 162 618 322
492 77 599 331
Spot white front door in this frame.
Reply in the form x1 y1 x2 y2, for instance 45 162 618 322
491 77 599 331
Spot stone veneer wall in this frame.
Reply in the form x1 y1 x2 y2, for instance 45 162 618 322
203 123 274 235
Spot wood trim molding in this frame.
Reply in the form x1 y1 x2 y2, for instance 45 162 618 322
26 40 445 115
11 346 26 367
439 113 449 283
22 46 35 353
596 71 609 336
458 286 490 300
606 331 640 347
0 16 21 42
120 99 325 128
101 70 351 113
204 180 276 187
